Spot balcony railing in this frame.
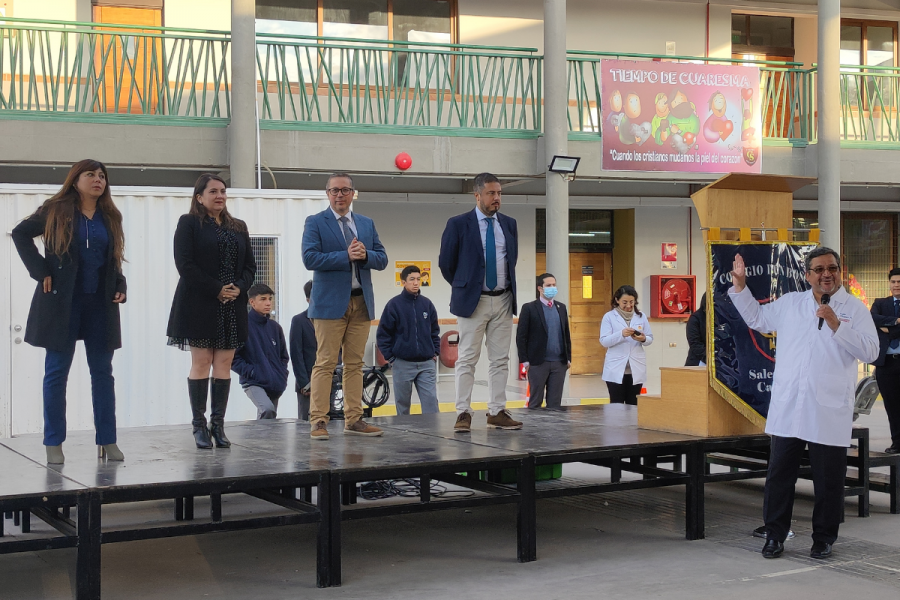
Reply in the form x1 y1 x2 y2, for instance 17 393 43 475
2 18 900 147
255 33 542 137
0 17 231 121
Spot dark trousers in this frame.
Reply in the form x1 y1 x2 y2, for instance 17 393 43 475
763 435 847 544
607 373 642 405
527 360 567 408
297 391 310 421
43 292 116 446
875 356 900 445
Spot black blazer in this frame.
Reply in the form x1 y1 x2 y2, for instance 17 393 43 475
166 214 256 342
516 299 571 366
289 310 317 393
870 296 900 367
684 309 706 366
12 209 127 352
439 209 518 318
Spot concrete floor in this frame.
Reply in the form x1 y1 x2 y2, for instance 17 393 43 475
1 403 898 600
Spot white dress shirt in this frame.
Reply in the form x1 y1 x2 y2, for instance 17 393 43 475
331 207 361 290
475 207 508 292
728 285 879 447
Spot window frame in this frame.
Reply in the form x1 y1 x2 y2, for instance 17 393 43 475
840 18 898 68
732 13 795 59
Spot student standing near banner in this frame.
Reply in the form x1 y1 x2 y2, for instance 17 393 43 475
730 247 878 560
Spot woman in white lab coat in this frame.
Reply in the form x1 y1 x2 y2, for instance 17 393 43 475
600 285 653 404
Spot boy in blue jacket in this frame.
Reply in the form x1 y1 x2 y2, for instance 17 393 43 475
232 284 290 419
377 266 441 414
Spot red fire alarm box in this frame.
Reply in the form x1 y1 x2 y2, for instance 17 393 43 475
650 275 696 318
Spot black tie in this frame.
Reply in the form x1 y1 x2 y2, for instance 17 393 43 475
892 300 900 350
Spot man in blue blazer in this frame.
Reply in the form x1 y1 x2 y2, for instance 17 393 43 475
301 173 388 439
870 268 900 453
439 172 522 432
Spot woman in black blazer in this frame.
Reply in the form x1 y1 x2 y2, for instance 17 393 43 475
167 174 256 449
12 159 127 465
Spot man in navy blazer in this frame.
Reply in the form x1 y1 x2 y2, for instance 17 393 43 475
870 268 900 453
290 280 317 421
301 173 388 439
439 172 522 432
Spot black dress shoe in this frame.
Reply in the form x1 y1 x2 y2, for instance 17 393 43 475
762 539 784 558
810 541 832 559
885 445 900 454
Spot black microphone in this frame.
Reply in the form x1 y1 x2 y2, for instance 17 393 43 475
818 293 831 330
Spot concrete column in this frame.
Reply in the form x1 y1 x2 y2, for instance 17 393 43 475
229 0 258 189
817 0 841 252
544 0 569 304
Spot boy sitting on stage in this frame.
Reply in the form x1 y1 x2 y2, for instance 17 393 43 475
377 266 441 415
232 284 290 419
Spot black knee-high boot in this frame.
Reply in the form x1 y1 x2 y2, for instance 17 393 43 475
209 378 231 448
188 378 213 449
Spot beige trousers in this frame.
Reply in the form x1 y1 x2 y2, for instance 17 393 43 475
310 295 370 425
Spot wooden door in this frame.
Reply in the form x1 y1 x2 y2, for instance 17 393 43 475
536 252 613 375
93 6 163 114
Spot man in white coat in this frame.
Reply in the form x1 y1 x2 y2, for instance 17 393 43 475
730 247 878 561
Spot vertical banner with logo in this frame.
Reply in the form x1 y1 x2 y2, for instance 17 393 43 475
601 59 762 173
708 242 815 424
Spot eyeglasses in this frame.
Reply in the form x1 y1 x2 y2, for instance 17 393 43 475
327 187 354 196
809 265 840 275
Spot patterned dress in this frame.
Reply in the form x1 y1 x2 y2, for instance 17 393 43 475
168 218 241 350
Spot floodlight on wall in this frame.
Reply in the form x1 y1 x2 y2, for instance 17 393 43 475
548 155 581 181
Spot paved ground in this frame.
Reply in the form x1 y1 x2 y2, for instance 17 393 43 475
1 401 897 600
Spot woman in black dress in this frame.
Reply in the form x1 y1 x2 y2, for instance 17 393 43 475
12 159 127 464
167 174 256 449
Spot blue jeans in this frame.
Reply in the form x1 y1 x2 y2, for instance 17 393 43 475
43 292 117 446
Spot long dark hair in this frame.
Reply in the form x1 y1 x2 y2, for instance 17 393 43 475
37 159 125 271
188 173 247 232
612 285 642 317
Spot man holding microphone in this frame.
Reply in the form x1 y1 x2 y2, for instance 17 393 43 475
729 247 878 560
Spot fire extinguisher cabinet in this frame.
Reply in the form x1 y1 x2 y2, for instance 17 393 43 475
649 275 696 318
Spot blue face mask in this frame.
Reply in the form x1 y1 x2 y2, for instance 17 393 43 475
543 286 558 299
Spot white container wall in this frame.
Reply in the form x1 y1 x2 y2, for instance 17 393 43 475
1 184 328 438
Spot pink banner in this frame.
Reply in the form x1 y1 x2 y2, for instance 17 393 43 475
600 59 762 173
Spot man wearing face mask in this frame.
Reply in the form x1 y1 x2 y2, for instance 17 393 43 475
729 247 878 561
516 273 572 409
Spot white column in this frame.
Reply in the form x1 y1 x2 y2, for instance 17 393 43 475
230 0 258 189
817 0 841 252
544 0 569 304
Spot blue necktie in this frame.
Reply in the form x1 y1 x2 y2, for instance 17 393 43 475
892 300 899 350
340 216 359 283
485 217 497 290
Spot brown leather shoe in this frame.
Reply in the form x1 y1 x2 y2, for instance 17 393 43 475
310 421 330 440
486 409 523 430
454 412 472 432
345 419 383 437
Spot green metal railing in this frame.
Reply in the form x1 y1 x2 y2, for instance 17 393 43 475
838 64 900 143
566 50 815 142
255 34 542 136
0 17 231 119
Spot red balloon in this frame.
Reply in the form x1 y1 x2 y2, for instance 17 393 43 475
683 132 695 145
395 152 412 170
742 88 754 100
721 120 734 140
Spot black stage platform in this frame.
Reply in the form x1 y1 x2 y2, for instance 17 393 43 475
0 405 877 599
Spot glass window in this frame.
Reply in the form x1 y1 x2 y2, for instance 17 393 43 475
732 14 748 46
323 0 388 39
841 25 862 65
393 0 452 44
748 15 792 48
867 26 894 67
250 236 281 316
537 209 613 252
256 0 317 36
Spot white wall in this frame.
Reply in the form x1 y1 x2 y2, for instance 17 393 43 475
164 0 231 31
1 185 327 438
794 15 818 68
633 205 697 394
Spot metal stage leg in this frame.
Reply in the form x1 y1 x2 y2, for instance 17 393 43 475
75 493 101 600
175 497 184 521
610 457 621 483
210 493 223 522
420 475 431 503
517 456 537 562
858 431 870 518
315 474 331 588
300 486 313 503
21 509 30 533
184 496 194 521
685 444 705 540
341 483 357 505
63 506 71 519
323 474 342 587
13 511 19 527
0 513 4 536
891 462 900 515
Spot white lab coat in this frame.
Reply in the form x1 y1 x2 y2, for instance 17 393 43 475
599 310 654 385
729 286 879 447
